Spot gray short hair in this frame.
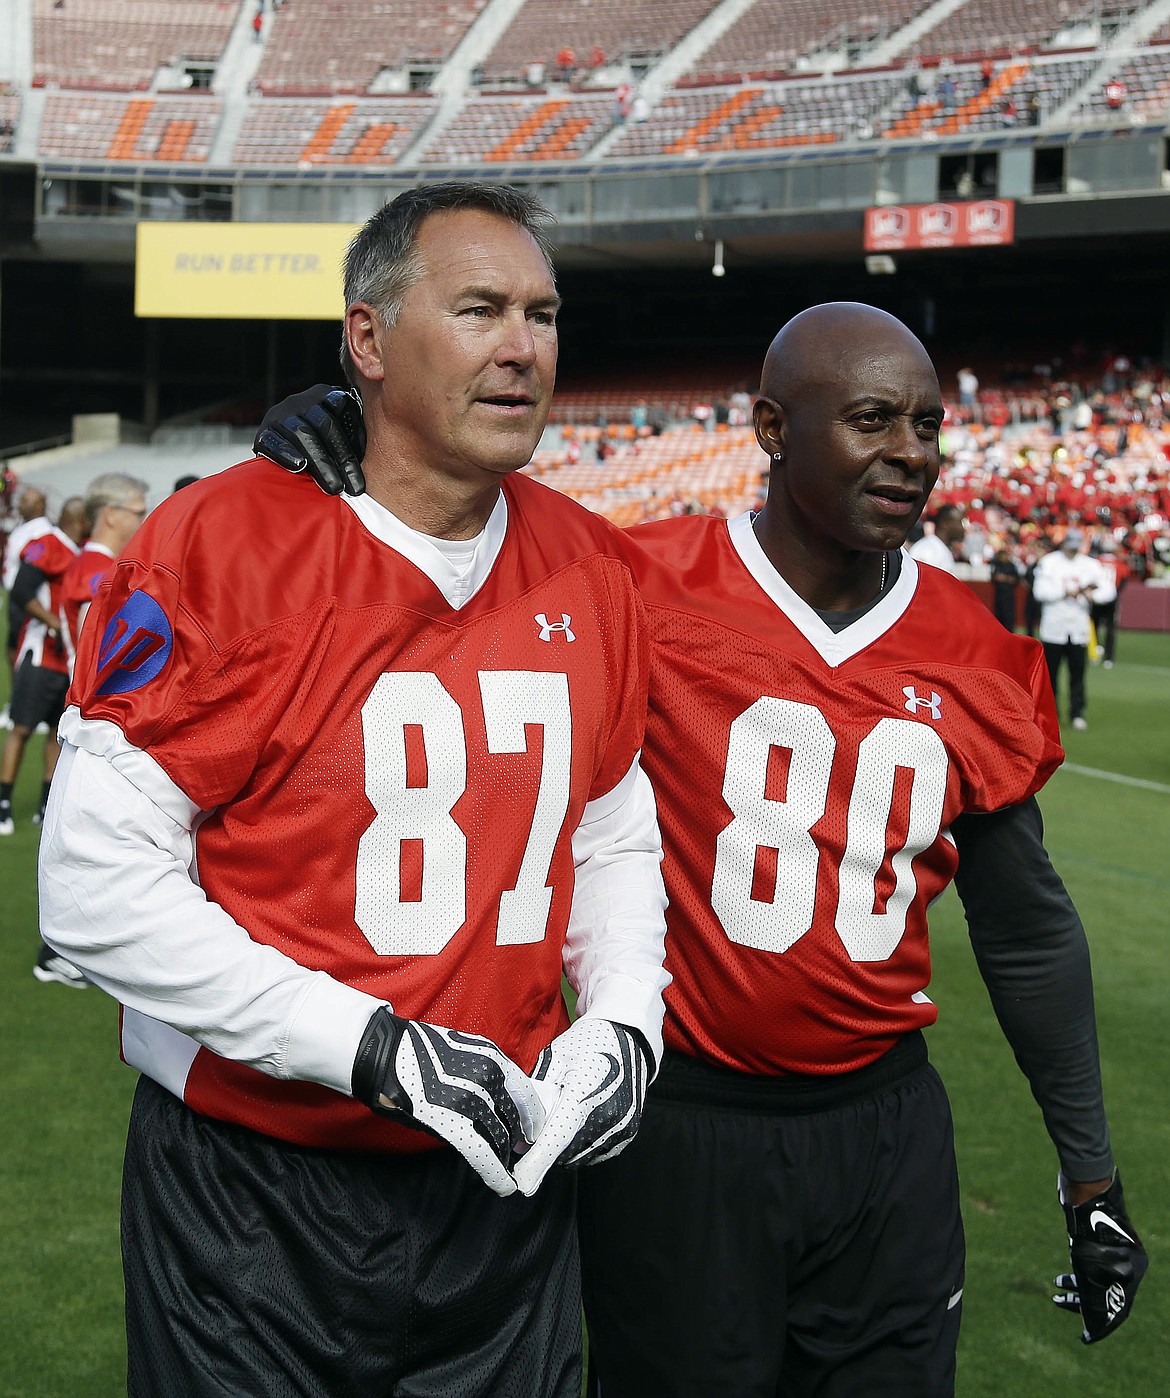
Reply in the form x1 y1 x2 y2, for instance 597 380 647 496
84 472 149 531
339 182 556 388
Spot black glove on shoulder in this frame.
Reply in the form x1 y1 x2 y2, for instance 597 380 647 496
254 384 367 496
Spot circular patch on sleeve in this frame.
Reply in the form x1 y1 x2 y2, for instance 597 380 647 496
95 590 174 696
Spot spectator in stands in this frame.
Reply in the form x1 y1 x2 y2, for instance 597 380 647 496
957 365 979 416
940 72 957 113
1033 528 1106 730
589 45 606 70
172 474 201 492
1000 97 1019 127
252 4 263 43
0 496 87 840
1027 90 1042 126
556 45 575 81
1104 79 1126 111
980 58 994 91
909 502 965 573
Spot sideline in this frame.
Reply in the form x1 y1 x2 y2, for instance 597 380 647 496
1058 762 1170 796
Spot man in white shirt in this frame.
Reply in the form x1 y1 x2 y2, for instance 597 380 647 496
1032 529 1106 730
908 503 965 574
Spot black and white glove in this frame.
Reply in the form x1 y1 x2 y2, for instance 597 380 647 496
1053 1171 1148 1343
352 1007 545 1198
254 384 367 497
512 1018 651 1198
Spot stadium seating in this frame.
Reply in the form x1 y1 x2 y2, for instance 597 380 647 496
906 0 1094 62
1074 45 1170 121
682 0 926 85
233 97 437 166
39 92 222 161
525 424 767 525
479 0 720 85
32 0 236 91
253 0 487 96
421 93 616 163
608 71 908 156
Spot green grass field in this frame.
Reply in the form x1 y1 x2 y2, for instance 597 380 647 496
1 633 1166 1396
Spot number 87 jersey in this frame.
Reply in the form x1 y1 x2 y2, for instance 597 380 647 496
625 513 1063 1077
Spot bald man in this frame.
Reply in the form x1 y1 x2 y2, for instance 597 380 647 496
257 303 1145 1394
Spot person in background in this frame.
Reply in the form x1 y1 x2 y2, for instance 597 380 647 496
4 485 53 689
1090 537 1129 668
991 542 1023 631
0 496 87 843
909 501 965 573
59 472 149 660
1033 528 1107 730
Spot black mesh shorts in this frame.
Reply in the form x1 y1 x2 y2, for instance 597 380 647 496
9 655 68 731
123 1075 582 1398
579 1034 965 1398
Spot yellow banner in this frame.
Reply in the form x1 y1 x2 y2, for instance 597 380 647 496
135 223 357 319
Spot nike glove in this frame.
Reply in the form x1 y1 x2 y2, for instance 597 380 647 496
513 1018 650 1198
352 1007 545 1198
1053 1170 1148 1343
254 384 367 496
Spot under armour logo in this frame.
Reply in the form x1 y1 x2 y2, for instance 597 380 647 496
903 685 942 720
535 613 576 642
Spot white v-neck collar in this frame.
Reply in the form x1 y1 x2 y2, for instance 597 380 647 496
726 512 919 668
342 490 508 610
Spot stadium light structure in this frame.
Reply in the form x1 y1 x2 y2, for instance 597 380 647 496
712 239 725 278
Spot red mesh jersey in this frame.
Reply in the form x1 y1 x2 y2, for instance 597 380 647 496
16 530 78 674
70 461 649 1151
625 514 1062 1077
60 545 116 654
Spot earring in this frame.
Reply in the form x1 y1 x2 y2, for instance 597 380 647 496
772 451 783 463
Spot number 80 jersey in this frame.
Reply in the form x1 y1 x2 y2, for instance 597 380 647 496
625 513 1063 1077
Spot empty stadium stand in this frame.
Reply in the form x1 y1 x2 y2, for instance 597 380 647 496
39 92 222 162
233 96 437 166
252 0 488 96
32 0 236 91
479 0 721 85
682 0 928 84
422 92 617 163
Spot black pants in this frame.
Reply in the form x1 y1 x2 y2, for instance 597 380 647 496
1091 600 1118 664
123 1075 581 1397
580 1039 964 1398
1042 640 1087 722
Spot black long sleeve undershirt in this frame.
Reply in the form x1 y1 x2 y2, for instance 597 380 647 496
951 797 1113 1181
10 560 50 611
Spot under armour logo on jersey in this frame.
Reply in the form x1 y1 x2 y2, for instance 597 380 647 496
903 686 942 720
535 613 576 642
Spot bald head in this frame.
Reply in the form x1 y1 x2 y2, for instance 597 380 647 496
759 303 937 406
58 496 88 546
17 487 46 522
